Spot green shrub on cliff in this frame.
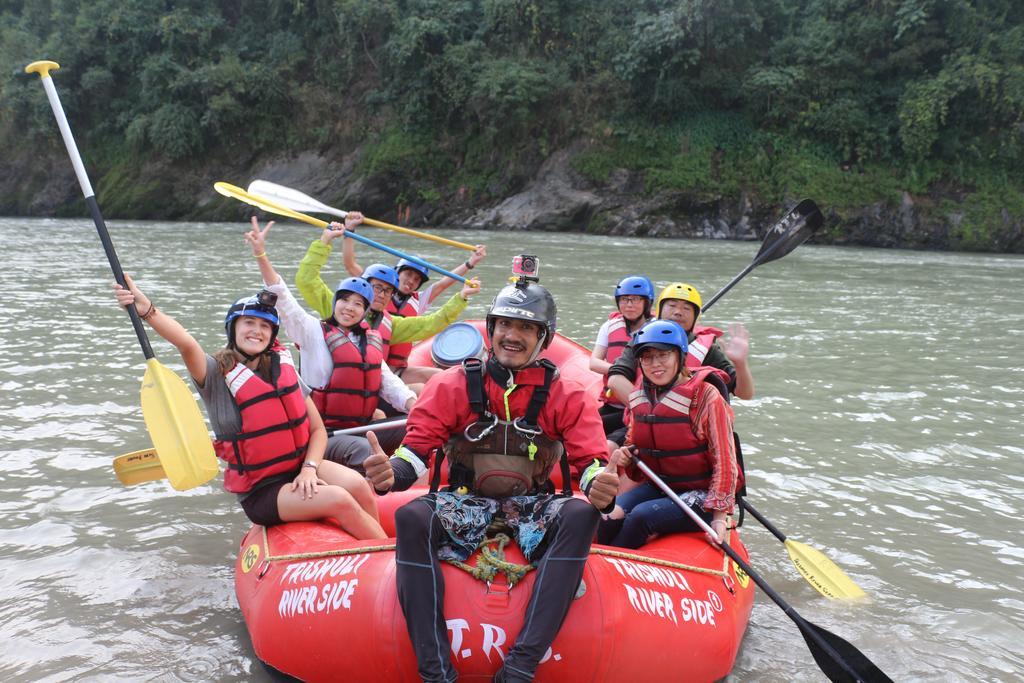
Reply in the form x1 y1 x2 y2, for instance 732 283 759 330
0 0 1021 249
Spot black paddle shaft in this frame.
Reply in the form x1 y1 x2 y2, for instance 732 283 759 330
703 199 823 312
32 65 156 361
739 498 788 543
635 461 891 683
717 536 890 682
86 196 156 360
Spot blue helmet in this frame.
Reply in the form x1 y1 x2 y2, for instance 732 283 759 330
615 275 655 303
334 276 374 309
632 319 688 358
395 259 430 287
225 290 280 349
361 263 400 290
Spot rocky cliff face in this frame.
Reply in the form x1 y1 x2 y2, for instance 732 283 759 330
3 143 1021 253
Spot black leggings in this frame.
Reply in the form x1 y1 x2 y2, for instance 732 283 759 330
394 495 600 682
599 402 626 436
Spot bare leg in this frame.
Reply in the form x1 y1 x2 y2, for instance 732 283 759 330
276 483 386 539
317 459 381 522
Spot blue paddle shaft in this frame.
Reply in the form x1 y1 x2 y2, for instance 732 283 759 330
343 231 466 283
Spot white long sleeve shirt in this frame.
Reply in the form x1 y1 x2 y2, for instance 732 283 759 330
264 275 416 412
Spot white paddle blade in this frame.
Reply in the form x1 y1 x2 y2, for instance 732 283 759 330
247 180 347 218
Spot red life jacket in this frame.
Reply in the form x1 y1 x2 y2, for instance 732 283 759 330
365 310 394 364
626 366 739 492
310 322 384 429
213 346 310 494
685 325 723 370
601 311 649 406
385 294 419 372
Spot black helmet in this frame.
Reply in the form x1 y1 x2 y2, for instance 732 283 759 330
486 282 557 358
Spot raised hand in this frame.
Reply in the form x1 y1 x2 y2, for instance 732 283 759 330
320 221 348 245
244 215 274 256
468 244 487 267
112 273 150 316
344 211 364 231
461 277 482 300
724 322 750 364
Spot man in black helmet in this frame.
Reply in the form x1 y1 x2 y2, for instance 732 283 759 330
364 278 620 683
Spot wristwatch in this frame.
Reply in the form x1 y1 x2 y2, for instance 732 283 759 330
302 461 318 470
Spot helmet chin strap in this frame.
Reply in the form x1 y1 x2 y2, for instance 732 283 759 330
525 330 547 365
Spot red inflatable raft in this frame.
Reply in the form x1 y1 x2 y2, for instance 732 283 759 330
235 322 755 681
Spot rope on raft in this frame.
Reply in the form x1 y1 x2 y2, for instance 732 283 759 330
258 526 733 582
444 534 535 587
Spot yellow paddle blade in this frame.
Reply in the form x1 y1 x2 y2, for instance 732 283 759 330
785 538 868 600
112 448 166 486
140 359 218 491
214 182 329 228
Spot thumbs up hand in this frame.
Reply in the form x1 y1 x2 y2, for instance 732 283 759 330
363 431 394 493
587 457 620 511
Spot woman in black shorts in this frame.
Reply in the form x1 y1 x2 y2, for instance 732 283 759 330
113 275 390 536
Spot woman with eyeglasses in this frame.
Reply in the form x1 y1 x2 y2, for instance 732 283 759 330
590 276 656 443
294 214 483 396
597 319 743 549
111 271 388 538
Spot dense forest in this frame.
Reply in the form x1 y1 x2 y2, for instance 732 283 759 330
2 0 1022 251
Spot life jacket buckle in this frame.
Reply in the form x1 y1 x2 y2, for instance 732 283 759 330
464 413 499 442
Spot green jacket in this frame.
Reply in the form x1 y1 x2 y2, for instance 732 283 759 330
295 240 468 344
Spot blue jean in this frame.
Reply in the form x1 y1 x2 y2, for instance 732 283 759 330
603 482 711 549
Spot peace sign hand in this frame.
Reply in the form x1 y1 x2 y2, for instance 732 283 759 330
244 215 274 257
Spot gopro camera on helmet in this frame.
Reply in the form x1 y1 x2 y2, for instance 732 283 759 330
511 254 539 282
256 290 278 308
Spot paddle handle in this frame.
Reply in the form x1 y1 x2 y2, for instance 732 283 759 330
28 61 155 360
327 417 408 437
343 231 467 283
635 460 866 682
738 498 788 543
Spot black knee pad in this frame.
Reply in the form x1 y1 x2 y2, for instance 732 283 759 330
394 499 433 535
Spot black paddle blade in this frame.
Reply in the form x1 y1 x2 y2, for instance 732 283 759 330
798 618 894 683
754 199 824 267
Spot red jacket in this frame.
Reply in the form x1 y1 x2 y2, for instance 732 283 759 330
402 361 608 482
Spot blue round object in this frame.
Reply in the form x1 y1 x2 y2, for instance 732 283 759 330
431 322 485 368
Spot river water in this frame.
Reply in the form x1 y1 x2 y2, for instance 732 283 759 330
1 216 1021 682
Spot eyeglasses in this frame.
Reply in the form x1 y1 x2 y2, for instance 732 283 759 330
638 349 676 366
618 295 646 305
371 284 395 296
